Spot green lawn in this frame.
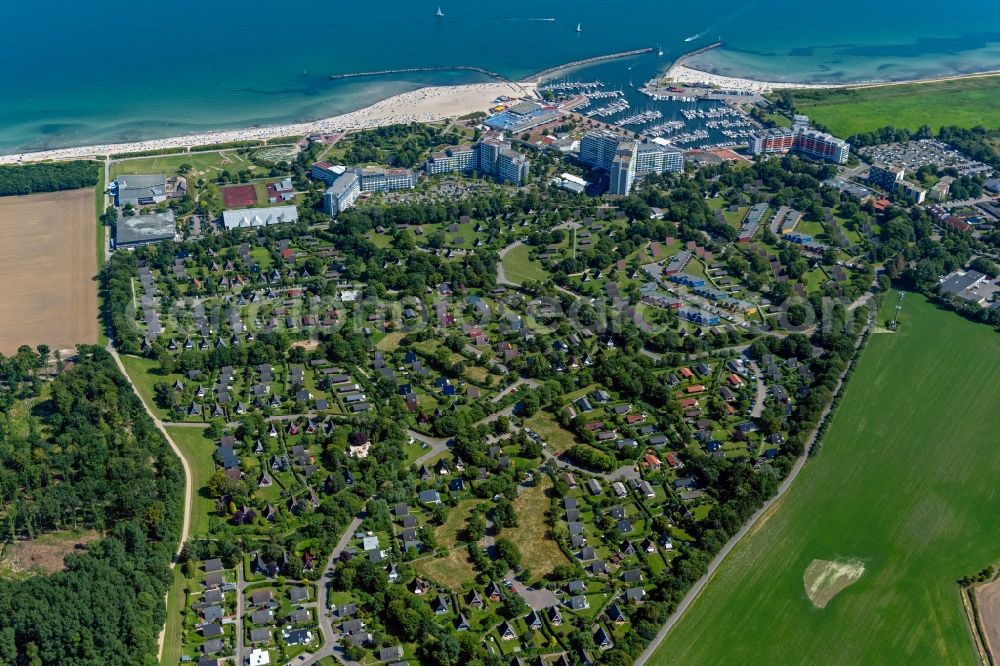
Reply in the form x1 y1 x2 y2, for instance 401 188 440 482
160 568 186 666
110 150 262 181
164 425 216 538
502 244 549 285
653 294 1000 664
119 354 173 420
784 75 1000 136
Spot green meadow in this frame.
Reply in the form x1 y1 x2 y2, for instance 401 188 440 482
784 75 1000 136
652 294 1000 665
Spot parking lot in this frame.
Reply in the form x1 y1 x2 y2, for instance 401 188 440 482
861 139 994 176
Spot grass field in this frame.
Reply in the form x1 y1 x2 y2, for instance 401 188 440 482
160 568 187 666
502 244 548 285
110 150 264 181
164 425 215 537
525 411 581 454
413 547 478 590
784 75 1000 136
652 294 1000 665
508 477 569 582
435 500 483 550
119 354 173 421
0 189 98 354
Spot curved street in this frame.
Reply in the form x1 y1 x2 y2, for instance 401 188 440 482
108 344 193 662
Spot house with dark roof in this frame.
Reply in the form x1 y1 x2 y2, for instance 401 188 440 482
594 626 613 650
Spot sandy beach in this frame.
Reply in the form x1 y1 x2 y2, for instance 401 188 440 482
0 80 534 165
665 61 1000 94
664 64 843 93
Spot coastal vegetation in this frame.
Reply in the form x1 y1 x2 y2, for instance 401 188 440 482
774 75 1000 137
652 294 1000 664
0 160 99 196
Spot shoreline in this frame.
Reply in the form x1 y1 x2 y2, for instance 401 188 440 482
664 58 1000 93
4 51 1000 164
0 80 535 165
0 47 651 165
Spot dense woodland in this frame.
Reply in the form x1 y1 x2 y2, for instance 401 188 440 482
0 347 183 665
0 161 100 196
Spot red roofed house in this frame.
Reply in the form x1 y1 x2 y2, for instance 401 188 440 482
945 216 972 233
643 453 661 470
665 453 683 470
685 384 706 394
679 367 694 379
679 397 699 409
727 374 744 388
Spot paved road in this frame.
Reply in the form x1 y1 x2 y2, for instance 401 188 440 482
235 565 245 663
109 345 193 662
541 449 640 483
491 377 539 403
307 515 364 666
634 301 875 665
749 361 767 419
409 430 450 467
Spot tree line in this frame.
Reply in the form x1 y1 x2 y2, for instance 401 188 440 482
0 160 99 196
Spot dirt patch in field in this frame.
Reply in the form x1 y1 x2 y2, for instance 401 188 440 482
0 190 98 354
290 339 320 351
1 530 100 576
975 578 1000 662
803 559 864 608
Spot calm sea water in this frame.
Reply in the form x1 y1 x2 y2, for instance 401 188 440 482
1 0 999 154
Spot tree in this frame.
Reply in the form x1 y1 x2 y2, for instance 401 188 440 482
492 498 518 529
465 513 487 541
495 538 522 570
500 592 528 619
519 391 540 417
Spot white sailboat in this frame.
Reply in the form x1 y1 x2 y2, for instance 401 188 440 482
657 43 664 56
576 22 582 32
436 6 444 17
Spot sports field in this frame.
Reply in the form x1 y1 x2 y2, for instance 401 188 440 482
652 294 1000 665
0 189 98 354
221 183 258 208
784 75 1000 137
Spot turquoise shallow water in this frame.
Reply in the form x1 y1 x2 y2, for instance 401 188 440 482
1 0 998 154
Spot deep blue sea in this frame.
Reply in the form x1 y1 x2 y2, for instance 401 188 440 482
2 0 999 154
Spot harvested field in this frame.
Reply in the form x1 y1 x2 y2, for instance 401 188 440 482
0 189 98 354
803 559 864 609
0 530 99 578
221 183 257 208
976 578 1000 663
